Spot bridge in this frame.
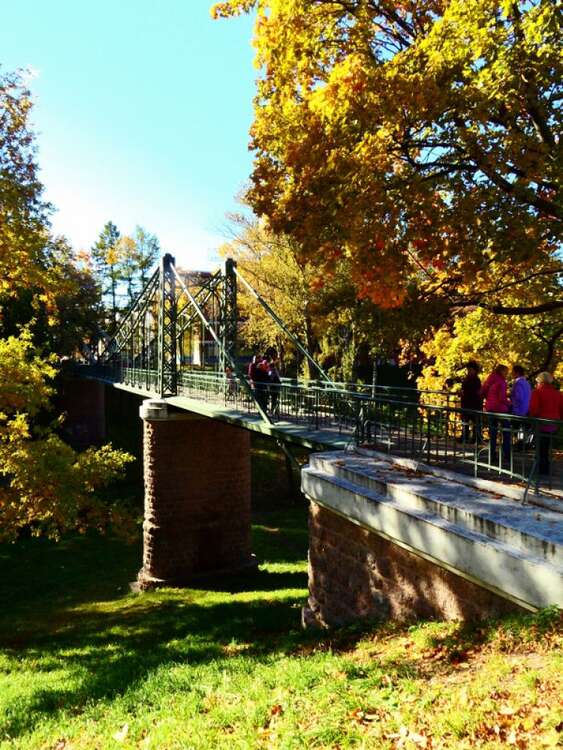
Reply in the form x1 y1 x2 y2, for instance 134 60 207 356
71 254 563 621
78 254 560 488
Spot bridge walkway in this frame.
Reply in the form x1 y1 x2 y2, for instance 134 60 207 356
90 369 562 506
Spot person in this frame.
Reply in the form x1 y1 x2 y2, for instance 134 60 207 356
481 364 511 461
265 346 282 419
528 372 563 475
509 365 531 451
510 365 532 417
225 365 236 400
460 361 482 443
248 355 258 382
249 353 270 413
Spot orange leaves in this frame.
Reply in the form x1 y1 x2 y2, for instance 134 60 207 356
217 0 562 314
471 691 559 749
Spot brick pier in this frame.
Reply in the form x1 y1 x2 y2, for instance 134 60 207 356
137 400 255 589
60 376 106 448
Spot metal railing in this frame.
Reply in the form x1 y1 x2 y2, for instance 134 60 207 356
78 362 561 498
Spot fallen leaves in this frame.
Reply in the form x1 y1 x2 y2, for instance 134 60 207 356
470 685 562 749
387 725 432 748
112 723 129 742
349 706 387 725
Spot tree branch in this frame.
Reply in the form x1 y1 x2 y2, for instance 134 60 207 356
454 299 563 315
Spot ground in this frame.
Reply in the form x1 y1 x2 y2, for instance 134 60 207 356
0 432 561 749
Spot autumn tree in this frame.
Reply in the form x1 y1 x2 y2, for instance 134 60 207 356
118 226 160 309
92 223 160 320
419 269 563 391
133 225 160 288
0 70 53 301
213 0 561 317
0 237 102 358
221 212 417 381
0 69 133 541
221 213 322 376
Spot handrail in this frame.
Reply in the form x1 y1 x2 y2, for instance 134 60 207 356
78 362 562 495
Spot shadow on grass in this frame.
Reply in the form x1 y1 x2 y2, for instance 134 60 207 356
0 593 310 740
0 506 553 744
0 507 313 741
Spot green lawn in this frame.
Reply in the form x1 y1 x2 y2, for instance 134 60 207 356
0 507 561 750
0 429 561 749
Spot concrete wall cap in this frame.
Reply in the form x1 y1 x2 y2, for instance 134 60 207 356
140 400 169 421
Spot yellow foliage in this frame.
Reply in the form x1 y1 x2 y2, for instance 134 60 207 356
0 333 134 541
214 0 562 310
0 70 135 540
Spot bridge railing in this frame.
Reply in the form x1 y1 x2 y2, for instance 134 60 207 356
173 369 560 497
78 363 561 498
280 377 455 406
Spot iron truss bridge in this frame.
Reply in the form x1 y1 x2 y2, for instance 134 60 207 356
78 254 562 501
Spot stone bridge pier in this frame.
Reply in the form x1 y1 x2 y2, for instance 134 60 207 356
59 375 106 448
136 399 255 589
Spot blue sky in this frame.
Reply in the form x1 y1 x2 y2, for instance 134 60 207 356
0 0 256 269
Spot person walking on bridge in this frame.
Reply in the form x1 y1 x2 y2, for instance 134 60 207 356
249 353 270 414
529 372 563 476
481 364 511 463
510 365 532 418
265 347 282 419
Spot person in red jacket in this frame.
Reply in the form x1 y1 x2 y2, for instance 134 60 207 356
480 364 511 462
529 372 563 475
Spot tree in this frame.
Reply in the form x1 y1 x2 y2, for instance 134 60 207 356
213 0 561 315
221 212 409 381
0 70 54 302
91 221 122 330
221 214 321 376
0 69 133 541
118 226 160 309
0 237 102 358
419 274 563 391
134 225 160 288
93 224 160 317
0 331 133 541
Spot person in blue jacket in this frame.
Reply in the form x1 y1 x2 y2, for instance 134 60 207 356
510 365 532 417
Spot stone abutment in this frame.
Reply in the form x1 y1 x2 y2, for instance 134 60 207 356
302 451 563 627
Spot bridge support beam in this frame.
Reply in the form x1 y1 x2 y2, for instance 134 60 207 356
136 400 255 589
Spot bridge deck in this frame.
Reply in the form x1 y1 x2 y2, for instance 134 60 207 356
113 381 353 450
102 378 562 507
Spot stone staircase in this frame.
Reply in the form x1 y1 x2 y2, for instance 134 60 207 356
302 450 563 613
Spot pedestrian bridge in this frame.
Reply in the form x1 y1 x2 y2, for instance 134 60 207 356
78 253 560 496
72 254 562 620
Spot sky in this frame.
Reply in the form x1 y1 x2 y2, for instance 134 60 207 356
0 0 257 269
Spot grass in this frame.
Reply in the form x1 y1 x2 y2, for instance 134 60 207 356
1 513 561 750
0 422 561 749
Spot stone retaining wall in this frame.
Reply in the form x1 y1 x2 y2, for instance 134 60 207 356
304 502 523 627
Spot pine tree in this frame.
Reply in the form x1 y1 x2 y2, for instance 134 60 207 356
134 226 160 289
91 221 122 331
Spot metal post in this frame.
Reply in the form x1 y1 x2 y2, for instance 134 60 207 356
158 253 177 398
220 258 238 373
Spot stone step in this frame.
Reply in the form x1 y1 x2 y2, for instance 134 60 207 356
308 452 563 567
302 461 563 611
